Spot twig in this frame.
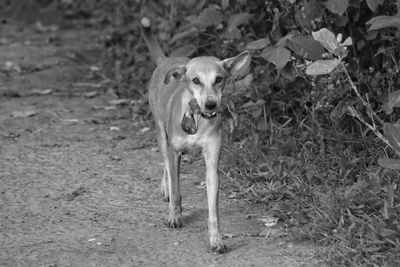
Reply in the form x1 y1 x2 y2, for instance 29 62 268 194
341 63 384 125
347 106 396 153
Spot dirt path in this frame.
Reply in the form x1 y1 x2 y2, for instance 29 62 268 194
0 22 323 266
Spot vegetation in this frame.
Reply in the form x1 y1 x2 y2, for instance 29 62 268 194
8 0 400 265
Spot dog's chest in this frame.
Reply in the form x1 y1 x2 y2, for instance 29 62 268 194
171 131 206 150
170 121 219 151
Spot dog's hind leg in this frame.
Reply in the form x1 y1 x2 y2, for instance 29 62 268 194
166 147 182 228
203 133 226 253
155 120 182 227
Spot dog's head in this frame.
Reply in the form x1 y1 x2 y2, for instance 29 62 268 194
164 51 250 119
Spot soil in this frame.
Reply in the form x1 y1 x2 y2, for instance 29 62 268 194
0 20 326 266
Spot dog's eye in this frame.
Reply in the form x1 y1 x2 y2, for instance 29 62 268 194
215 76 223 84
192 78 200 85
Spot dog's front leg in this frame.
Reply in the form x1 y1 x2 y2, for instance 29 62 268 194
166 146 182 228
203 133 226 253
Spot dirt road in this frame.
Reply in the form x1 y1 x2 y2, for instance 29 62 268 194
0 22 323 266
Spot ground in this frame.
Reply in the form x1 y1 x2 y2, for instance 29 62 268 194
0 21 325 266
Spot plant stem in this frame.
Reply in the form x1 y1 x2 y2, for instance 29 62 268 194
342 63 400 154
347 106 391 149
341 63 384 125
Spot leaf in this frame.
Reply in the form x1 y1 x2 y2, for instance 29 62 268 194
255 99 266 105
382 90 400 115
245 38 271 51
227 12 253 30
342 36 353 46
297 0 322 26
84 91 99 98
286 34 325 60
30 89 53 96
280 63 297 81
276 33 295 47
378 228 399 238
109 99 130 106
198 7 223 28
378 157 400 170
366 16 400 31
383 123 400 153
241 100 255 109
225 74 254 94
221 28 242 40
261 46 291 69
324 0 349 16
11 110 38 118
312 28 339 53
366 0 384 12
221 0 229 10
305 59 340 75
170 44 197 57
4 61 21 73
170 28 198 44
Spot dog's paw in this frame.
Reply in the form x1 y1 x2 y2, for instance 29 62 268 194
210 236 227 254
167 214 182 228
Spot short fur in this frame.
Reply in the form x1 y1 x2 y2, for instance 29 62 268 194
141 17 250 253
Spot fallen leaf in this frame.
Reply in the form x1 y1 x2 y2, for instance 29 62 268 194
223 233 238 239
30 89 53 95
35 21 59 32
258 216 279 227
84 91 99 98
11 110 38 118
91 106 104 110
195 181 207 189
259 227 282 238
4 61 21 73
90 65 101 71
174 239 183 246
110 126 120 131
111 156 122 161
0 38 11 45
227 192 237 199
60 119 79 124
138 127 150 135
109 99 130 106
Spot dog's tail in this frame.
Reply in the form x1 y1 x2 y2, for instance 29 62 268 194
141 17 166 64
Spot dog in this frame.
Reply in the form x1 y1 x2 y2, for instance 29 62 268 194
141 17 250 253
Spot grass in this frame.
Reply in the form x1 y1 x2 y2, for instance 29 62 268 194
222 114 400 266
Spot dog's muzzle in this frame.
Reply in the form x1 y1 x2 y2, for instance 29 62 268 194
188 98 219 120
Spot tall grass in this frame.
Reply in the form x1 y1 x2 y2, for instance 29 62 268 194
223 115 400 266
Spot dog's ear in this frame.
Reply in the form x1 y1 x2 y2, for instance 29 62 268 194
221 51 251 76
164 66 186 84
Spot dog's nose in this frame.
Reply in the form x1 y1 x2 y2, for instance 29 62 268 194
205 100 217 110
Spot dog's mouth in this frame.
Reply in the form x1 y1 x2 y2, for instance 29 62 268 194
201 110 218 119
